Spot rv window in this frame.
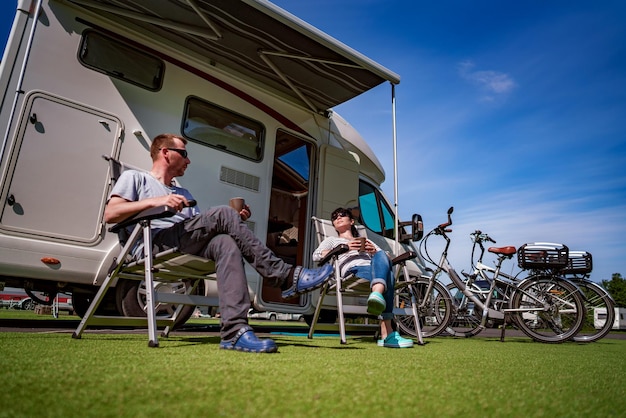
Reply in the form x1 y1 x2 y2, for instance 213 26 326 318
182 97 264 161
358 181 395 239
78 31 163 91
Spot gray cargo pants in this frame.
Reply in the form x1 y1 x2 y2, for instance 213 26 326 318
153 205 293 340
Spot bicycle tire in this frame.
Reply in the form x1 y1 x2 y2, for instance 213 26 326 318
509 275 585 343
570 279 615 343
395 277 452 338
445 282 485 338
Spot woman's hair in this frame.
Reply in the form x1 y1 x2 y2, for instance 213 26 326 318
331 207 359 237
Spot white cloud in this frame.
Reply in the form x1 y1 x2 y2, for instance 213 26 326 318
458 60 517 99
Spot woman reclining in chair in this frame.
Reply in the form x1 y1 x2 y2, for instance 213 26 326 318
312 207 414 348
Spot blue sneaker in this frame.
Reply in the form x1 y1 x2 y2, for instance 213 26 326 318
281 264 334 298
377 331 413 348
220 327 278 353
367 291 386 316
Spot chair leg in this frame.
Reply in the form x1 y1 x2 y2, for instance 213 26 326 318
308 282 329 339
143 224 159 348
74 223 143 339
72 272 115 339
400 264 424 346
329 261 348 344
336 285 347 344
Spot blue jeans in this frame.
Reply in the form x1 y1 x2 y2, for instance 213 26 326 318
347 251 395 320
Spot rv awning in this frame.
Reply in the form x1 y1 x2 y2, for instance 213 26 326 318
67 0 400 113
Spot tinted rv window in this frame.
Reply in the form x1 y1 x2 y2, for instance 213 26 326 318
183 97 264 161
78 31 163 91
358 181 395 239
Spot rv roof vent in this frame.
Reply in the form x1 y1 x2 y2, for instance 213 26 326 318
220 166 260 192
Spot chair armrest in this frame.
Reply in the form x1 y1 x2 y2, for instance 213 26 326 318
318 244 349 265
391 251 417 266
109 205 177 233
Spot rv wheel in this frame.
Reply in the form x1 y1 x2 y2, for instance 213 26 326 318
72 288 120 318
116 279 199 328
303 309 337 326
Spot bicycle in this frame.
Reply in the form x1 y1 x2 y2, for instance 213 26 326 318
559 251 616 343
425 207 586 343
445 230 522 338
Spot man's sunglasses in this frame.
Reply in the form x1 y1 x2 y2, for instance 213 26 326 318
331 210 351 221
162 148 188 158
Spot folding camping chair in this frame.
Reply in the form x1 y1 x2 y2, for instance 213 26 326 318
72 155 218 347
308 216 423 345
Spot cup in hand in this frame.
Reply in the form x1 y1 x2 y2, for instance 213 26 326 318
357 237 366 252
229 197 245 212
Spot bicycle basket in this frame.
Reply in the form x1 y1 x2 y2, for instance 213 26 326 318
562 251 593 274
517 242 569 270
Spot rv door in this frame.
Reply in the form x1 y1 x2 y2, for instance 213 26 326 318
0 92 121 243
317 145 360 218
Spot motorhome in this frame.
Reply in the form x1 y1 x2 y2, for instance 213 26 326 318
0 0 425 325
594 307 626 331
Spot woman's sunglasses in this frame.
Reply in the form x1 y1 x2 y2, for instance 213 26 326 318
331 210 351 221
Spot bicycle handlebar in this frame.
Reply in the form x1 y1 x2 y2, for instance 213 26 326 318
470 229 496 243
436 206 454 232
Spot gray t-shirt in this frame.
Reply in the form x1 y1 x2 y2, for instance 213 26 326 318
109 169 199 255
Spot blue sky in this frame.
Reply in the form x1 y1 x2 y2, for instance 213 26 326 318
1 1 625 283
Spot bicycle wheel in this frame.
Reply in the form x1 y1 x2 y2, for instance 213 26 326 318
570 279 615 343
445 282 485 338
509 275 585 343
395 277 452 338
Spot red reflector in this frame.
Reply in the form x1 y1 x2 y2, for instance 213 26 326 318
41 257 61 265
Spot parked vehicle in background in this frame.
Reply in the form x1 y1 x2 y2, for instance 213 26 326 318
0 287 73 313
0 287 29 309
594 307 626 331
248 309 304 322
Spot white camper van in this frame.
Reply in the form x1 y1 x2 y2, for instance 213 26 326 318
594 307 626 331
0 0 425 324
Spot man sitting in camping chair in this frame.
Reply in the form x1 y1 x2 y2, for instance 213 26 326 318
312 207 414 348
104 133 334 353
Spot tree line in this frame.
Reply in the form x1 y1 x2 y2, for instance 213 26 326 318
602 273 626 308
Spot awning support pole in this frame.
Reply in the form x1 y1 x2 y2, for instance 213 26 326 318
391 82 400 255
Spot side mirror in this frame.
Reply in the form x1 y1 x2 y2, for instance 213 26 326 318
399 213 424 243
412 213 424 241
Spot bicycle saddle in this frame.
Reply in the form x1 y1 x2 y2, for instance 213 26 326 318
488 246 517 256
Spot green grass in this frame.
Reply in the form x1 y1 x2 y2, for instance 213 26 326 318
1 313 625 418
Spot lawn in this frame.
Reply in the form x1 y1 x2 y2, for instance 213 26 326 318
1 311 625 417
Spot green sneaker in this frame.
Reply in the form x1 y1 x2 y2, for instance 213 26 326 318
367 291 386 316
377 331 413 348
